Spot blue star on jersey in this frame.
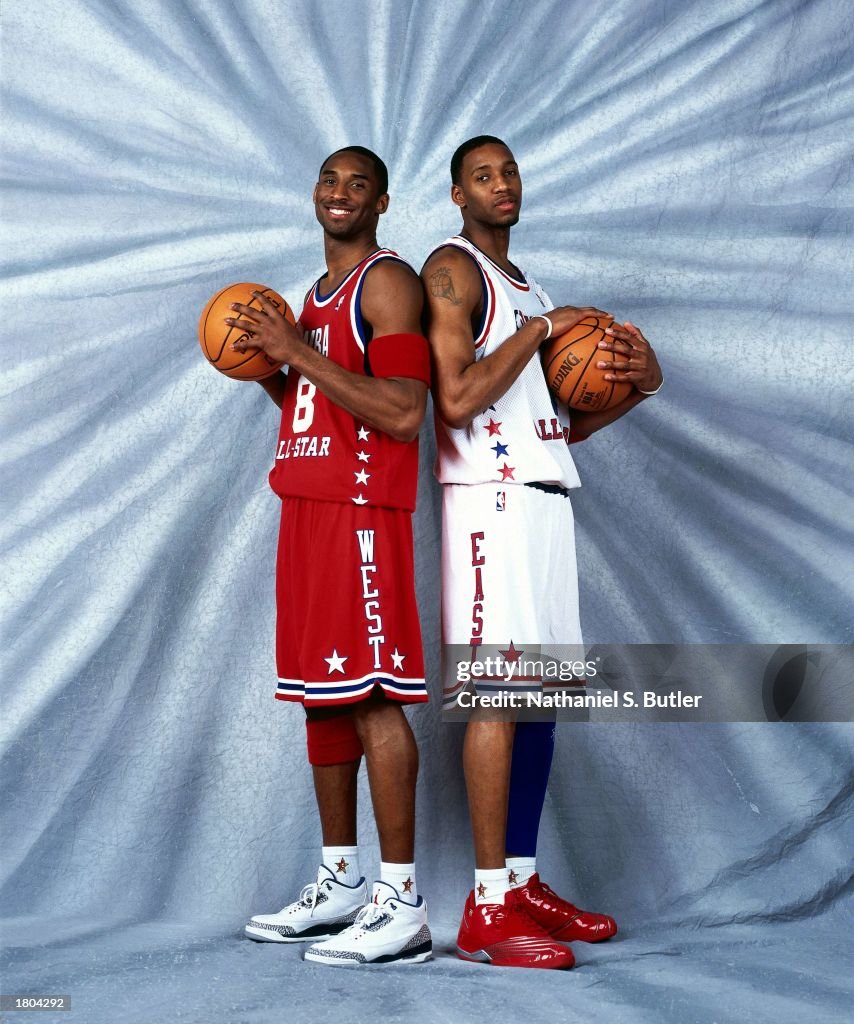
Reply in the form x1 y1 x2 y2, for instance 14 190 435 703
491 442 509 458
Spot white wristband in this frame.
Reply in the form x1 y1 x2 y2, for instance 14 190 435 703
637 379 664 396
532 314 553 341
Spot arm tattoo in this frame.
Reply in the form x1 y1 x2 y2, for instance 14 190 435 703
429 266 462 305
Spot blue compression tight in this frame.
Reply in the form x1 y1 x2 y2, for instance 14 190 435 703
505 719 556 857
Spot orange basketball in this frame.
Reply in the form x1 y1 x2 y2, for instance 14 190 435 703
198 282 295 381
542 316 633 412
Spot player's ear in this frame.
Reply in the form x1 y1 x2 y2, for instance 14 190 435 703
312 183 319 204
375 193 390 215
451 183 466 210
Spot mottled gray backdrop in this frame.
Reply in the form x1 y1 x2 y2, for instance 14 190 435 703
1 1 852 1022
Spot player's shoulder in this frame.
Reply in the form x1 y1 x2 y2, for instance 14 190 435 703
420 241 482 292
364 252 420 287
422 239 474 272
360 253 423 323
361 254 422 305
421 242 483 318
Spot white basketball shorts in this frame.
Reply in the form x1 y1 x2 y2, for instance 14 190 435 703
441 481 583 650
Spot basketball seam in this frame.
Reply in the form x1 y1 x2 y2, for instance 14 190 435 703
568 343 605 408
201 285 290 379
543 317 630 411
544 319 598 380
208 286 273 362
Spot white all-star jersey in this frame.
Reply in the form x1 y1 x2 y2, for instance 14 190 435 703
429 235 581 490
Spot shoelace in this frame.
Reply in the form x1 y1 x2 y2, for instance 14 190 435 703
351 902 388 931
297 883 319 913
507 898 553 937
508 901 531 922
537 882 579 911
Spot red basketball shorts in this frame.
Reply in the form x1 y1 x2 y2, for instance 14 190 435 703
275 497 428 707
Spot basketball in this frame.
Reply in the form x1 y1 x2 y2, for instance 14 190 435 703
542 316 633 412
198 282 295 381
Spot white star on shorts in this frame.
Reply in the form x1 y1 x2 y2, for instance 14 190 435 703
356 450 371 463
324 649 348 674
391 648 406 671
354 469 370 485
357 426 371 441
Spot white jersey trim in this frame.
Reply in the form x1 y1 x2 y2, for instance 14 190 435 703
428 235 581 490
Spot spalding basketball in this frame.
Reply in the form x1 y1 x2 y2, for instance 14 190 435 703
198 282 295 381
542 316 633 412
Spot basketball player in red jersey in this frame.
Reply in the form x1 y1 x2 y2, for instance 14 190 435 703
422 136 662 969
225 147 432 966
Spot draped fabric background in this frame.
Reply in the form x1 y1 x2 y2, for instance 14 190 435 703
2 1 852 1021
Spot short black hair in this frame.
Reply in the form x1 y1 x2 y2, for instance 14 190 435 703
450 135 510 185
319 146 388 195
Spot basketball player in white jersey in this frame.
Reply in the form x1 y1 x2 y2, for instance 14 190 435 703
421 135 663 969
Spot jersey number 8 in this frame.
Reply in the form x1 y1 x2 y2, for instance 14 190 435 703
292 379 316 432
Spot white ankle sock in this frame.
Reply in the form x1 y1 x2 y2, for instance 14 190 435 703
506 857 537 888
321 846 361 887
475 868 510 905
379 862 417 904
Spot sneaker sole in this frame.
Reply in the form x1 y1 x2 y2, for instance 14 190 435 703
304 940 433 967
244 920 351 944
456 944 574 969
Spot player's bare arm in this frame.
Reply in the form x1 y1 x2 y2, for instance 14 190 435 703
256 370 287 408
569 320 663 441
227 264 427 442
422 246 608 429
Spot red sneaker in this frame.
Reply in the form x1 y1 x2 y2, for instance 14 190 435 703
515 874 618 943
456 889 575 969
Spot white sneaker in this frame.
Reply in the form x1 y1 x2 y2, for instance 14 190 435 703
245 866 366 943
303 881 432 966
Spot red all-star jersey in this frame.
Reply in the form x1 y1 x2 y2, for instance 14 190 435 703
268 249 430 511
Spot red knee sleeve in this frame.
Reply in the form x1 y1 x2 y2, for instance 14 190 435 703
305 715 364 766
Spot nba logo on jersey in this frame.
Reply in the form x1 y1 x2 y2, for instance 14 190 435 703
335 295 346 311
496 491 506 512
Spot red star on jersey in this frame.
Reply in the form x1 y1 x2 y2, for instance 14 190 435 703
499 641 524 663
483 419 502 436
499 462 516 481
335 858 349 874
508 869 519 885
402 877 414 893
476 882 487 899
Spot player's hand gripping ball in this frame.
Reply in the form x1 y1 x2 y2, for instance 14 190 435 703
199 283 295 380
542 316 633 412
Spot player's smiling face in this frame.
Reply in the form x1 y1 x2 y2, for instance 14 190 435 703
313 152 389 239
453 144 522 227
